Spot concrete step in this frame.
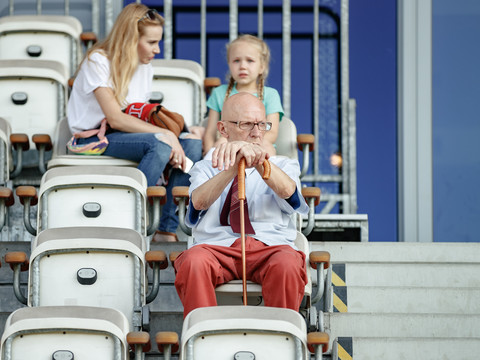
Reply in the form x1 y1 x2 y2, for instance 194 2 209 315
325 313 480 340
332 336 480 360
312 241 480 264
328 262 480 288
328 285 480 314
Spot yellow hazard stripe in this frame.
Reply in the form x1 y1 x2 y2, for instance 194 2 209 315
338 343 353 360
333 292 348 313
332 271 346 287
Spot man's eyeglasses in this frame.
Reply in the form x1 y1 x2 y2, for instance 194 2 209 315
226 121 272 131
138 9 158 23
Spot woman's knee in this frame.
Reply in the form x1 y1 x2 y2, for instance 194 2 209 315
182 138 203 162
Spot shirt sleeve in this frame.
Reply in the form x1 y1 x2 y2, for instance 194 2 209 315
271 157 309 215
206 85 227 113
80 52 112 94
185 160 215 227
263 87 284 121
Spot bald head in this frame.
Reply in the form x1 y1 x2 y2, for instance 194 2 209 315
222 92 266 122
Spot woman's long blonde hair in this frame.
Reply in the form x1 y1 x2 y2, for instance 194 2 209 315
83 3 164 106
224 34 271 101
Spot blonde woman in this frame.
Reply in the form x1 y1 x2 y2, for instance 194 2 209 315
67 3 202 242
202 34 284 156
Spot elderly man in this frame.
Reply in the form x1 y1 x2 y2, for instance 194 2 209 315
174 92 309 317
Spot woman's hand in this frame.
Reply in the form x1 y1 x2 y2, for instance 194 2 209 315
164 131 187 170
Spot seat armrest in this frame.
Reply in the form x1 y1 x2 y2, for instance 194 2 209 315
10 133 29 151
204 77 221 95
32 134 53 151
146 186 166 236
127 331 151 354
5 251 29 272
307 331 329 354
146 250 168 270
156 331 179 354
172 186 191 236
309 251 330 270
16 186 38 206
80 31 97 47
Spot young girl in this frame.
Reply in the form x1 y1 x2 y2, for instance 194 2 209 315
67 3 202 242
202 34 284 156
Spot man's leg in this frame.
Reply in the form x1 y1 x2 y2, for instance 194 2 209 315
246 240 308 311
174 244 238 318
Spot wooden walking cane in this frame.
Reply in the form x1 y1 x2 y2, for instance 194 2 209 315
238 157 271 305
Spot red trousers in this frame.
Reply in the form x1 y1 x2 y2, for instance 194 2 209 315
174 236 308 318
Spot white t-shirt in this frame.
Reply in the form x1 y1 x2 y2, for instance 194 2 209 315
67 51 153 134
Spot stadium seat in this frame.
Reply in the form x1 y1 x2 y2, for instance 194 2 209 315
0 305 149 360
5 226 167 331
151 59 208 128
156 306 329 360
14 165 166 237
0 60 68 176
0 15 94 78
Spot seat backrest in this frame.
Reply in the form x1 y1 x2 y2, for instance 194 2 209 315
0 59 68 147
37 166 148 234
151 59 206 127
275 117 298 160
0 15 83 77
29 227 147 330
180 306 308 360
0 306 129 359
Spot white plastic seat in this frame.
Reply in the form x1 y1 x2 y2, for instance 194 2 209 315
16 165 165 237
178 306 311 360
47 117 137 169
151 59 206 127
0 58 68 174
6 226 167 331
0 306 133 360
0 15 84 78
0 59 68 143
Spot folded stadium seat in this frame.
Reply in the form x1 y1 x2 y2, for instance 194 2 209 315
14 165 166 237
156 306 329 360
0 59 69 176
0 306 150 360
0 15 94 78
151 59 212 128
5 226 168 332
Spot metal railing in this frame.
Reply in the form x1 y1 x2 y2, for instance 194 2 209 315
3 0 357 214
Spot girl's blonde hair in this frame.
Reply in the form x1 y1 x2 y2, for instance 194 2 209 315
225 34 271 101
83 3 164 106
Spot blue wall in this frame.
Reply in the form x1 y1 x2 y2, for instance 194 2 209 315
349 1 397 241
433 1 480 242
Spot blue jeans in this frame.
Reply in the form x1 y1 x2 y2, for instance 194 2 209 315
78 131 202 233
